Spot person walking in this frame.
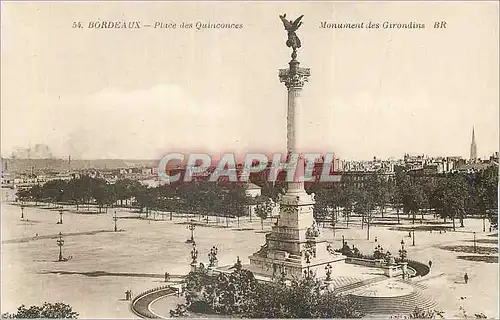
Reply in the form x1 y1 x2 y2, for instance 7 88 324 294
464 273 469 284
428 260 432 268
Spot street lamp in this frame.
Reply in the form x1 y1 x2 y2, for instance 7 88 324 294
190 243 198 269
325 263 332 281
412 229 415 246
483 208 486 232
208 246 218 268
342 235 345 246
58 209 64 224
113 211 118 232
399 239 407 261
280 264 287 281
304 252 313 279
186 221 196 244
57 232 65 261
473 232 476 253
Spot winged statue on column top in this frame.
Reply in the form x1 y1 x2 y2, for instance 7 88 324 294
279 14 304 52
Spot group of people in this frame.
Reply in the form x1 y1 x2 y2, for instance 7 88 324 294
124 290 132 301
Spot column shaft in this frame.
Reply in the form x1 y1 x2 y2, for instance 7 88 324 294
287 87 305 192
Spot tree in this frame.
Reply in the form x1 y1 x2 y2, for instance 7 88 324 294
255 196 275 230
391 185 403 224
42 180 68 206
312 187 330 227
114 178 140 207
248 277 363 318
133 185 154 215
469 166 499 229
341 184 358 228
182 266 258 315
15 188 31 202
398 173 425 224
66 179 82 210
354 189 375 240
435 173 468 231
216 184 247 228
365 174 390 218
30 184 43 206
228 185 249 228
181 267 364 318
329 185 343 235
421 176 438 221
2 302 78 319
91 178 114 213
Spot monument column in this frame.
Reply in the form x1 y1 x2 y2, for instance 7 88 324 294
280 59 310 193
248 14 346 280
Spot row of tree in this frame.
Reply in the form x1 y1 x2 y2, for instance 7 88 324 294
16 166 497 231
309 166 498 233
16 177 251 224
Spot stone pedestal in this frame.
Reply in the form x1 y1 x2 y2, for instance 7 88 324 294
248 189 346 280
400 262 408 279
383 264 403 278
190 262 197 272
248 57 346 281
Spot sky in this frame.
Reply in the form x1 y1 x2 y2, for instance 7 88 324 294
1 1 498 160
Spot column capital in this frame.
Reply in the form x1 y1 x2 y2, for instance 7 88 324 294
279 61 310 89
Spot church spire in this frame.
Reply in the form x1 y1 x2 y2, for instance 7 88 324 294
470 126 477 160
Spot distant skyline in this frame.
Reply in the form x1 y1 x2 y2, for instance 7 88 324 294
1 2 498 160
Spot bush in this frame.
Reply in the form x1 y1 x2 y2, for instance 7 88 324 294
409 307 444 319
188 301 211 314
181 267 364 318
2 302 78 319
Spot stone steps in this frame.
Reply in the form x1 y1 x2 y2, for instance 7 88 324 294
400 279 428 290
334 275 387 295
349 282 438 315
327 276 363 289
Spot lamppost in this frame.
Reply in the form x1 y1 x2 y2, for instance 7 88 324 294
304 252 313 279
399 239 407 262
375 244 383 259
113 211 118 232
57 232 64 261
190 243 198 271
342 235 345 246
208 246 218 268
325 263 332 281
58 209 64 224
186 221 196 244
482 204 486 232
412 228 415 246
279 263 287 281
473 232 476 253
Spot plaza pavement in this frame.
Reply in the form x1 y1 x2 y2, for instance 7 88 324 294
1 189 498 318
